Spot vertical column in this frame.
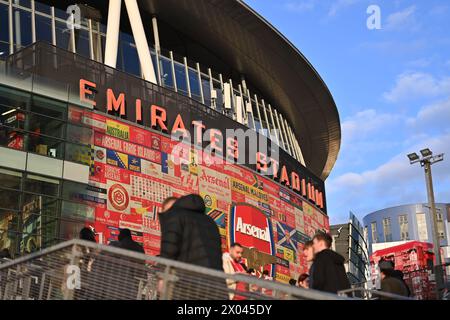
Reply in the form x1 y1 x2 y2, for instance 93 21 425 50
31 0 36 43
223 82 232 112
286 124 299 160
124 0 157 83
267 104 280 145
152 16 161 54
260 99 271 138
196 63 205 104
96 21 103 62
229 79 236 120
152 17 162 85
219 73 225 113
88 19 94 60
8 0 13 54
246 89 256 130
51 7 56 46
279 114 292 155
274 109 286 151
104 0 122 68
236 84 244 124
14 0 21 50
184 57 191 97
254 94 263 134
208 68 215 109
285 119 298 160
170 51 177 92
70 18 76 53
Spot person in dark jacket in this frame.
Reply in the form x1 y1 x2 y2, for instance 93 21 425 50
392 269 411 297
109 228 145 254
159 194 227 299
310 232 350 294
378 260 409 299
79 227 97 242
159 194 223 269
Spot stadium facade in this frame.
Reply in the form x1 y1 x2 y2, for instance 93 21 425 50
0 0 340 282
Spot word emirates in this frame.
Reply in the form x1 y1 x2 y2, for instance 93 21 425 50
79 79 324 209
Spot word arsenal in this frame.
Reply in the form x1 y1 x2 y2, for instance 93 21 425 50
79 78 324 209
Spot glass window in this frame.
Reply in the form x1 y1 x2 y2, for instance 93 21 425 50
66 123 92 145
28 113 65 138
382 218 392 242
28 134 64 158
0 189 21 210
54 6 68 20
201 76 211 107
174 62 188 95
398 215 409 241
23 174 59 196
118 33 140 76
13 8 32 51
15 0 31 8
212 80 223 113
74 26 90 58
32 94 67 120
0 85 30 110
371 221 378 243
0 3 9 57
416 212 428 241
188 68 201 101
0 209 20 253
437 211 445 239
35 14 52 44
22 193 58 216
65 142 91 166
0 168 22 190
35 2 52 15
160 56 174 89
61 200 95 222
55 20 71 51
0 169 21 210
62 180 90 202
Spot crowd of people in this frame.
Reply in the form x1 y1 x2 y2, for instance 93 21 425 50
76 193 411 300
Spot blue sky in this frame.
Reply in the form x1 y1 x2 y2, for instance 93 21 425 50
244 0 450 224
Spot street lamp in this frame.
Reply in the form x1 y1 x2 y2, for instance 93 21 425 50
407 148 445 299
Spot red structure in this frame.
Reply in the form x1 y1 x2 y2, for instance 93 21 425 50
371 241 439 300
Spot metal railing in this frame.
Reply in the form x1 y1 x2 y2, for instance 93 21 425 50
337 287 416 300
0 240 350 300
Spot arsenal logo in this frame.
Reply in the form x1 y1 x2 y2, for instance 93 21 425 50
108 184 129 212
151 136 161 150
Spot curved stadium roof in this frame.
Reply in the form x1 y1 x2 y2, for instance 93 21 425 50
50 0 341 180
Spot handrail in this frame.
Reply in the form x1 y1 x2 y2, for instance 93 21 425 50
0 239 351 300
338 287 416 300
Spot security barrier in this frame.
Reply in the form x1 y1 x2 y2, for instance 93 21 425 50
0 240 348 300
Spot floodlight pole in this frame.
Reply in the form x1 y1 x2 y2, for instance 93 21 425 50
422 160 444 299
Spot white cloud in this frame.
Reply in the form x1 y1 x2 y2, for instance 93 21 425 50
342 109 402 142
328 0 359 17
327 131 450 221
358 39 427 55
406 58 432 68
407 98 450 130
385 5 419 31
383 72 450 102
284 0 316 12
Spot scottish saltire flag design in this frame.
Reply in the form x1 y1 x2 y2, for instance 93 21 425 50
276 221 300 253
